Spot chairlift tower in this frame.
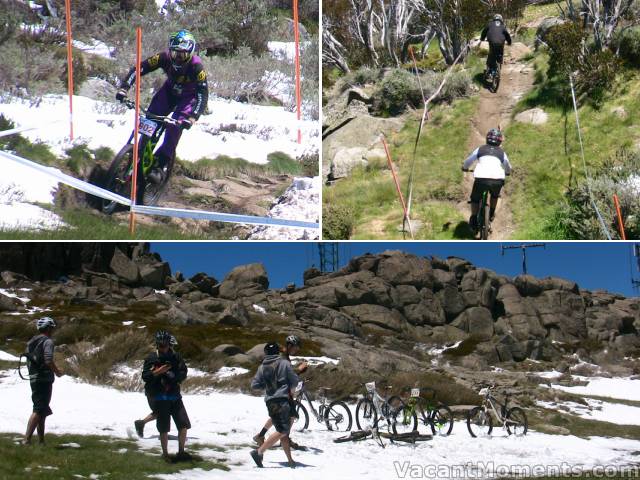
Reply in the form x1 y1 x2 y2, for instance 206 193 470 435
632 244 640 290
319 243 339 273
501 243 546 275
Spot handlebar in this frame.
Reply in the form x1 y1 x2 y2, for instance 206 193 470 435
121 98 181 127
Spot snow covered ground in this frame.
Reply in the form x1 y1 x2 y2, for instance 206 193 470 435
548 376 640 402
0 94 317 164
248 177 320 240
1 366 640 479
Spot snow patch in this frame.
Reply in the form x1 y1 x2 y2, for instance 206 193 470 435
214 366 249 379
248 176 319 240
551 377 640 401
537 398 640 426
0 350 19 361
252 304 266 314
60 442 82 448
289 355 339 366
0 288 30 303
425 341 463 357
122 321 133 326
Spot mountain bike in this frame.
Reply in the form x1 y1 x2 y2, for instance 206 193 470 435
477 189 492 240
101 99 181 214
398 386 454 436
485 61 501 93
466 384 527 437
355 381 417 435
291 379 352 433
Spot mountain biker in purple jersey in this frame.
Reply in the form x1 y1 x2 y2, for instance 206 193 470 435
115 30 208 192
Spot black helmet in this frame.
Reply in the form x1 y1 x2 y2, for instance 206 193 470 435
487 128 504 146
155 330 172 346
285 335 301 347
264 342 280 355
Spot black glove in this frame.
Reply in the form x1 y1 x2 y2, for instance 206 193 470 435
116 89 128 103
179 118 194 130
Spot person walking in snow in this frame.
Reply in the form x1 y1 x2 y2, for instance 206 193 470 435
252 335 308 450
24 317 62 445
134 334 178 438
250 341 300 469
115 29 208 203
141 330 192 462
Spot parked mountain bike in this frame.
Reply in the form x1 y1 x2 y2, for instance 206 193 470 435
291 379 352 433
101 99 182 214
466 385 527 437
398 386 454 436
355 381 416 435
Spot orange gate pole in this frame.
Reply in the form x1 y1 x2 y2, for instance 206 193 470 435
64 0 74 140
129 27 142 235
381 134 414 239
293 0 302 144
613 194 627 240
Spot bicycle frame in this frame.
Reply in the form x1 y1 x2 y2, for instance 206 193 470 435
480 388 510 428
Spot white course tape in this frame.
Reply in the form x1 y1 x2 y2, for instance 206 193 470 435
132 204 319 229
0 120 66 138
1 150 319 230
0 150 130 205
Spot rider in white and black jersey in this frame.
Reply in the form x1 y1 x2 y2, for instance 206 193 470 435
462 128 512 232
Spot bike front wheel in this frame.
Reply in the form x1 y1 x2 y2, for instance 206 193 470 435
102 143 133 215
429 403 454 436
324 400 353 432
355 398 377 431
292 402 309 432
392 403 418 435
505 407 528 436
467 406 493 437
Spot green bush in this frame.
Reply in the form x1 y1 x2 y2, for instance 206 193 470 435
266 151 302 175
372 69 422 116
614 26 640 67
547 149 640 240
322 203 355 239
338 67 380 92
0 115 57 165
64 143 93 175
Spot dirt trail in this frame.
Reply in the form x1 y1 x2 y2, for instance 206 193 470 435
458 43 535 239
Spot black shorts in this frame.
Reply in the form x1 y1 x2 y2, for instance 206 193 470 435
156 398 191 434
266 399 292 435
470 178 504 202
146 393 157 414
31 381 53 417
289 398 299 419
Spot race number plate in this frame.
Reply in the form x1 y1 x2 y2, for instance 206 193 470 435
411 388 420 397
365 381 376 392
138 118 158 137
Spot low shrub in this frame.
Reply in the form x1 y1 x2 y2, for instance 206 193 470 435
322 203 355 239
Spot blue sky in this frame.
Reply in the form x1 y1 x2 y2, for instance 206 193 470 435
151 242 640 297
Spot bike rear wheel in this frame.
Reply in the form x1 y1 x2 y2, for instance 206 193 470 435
142 157 173 207
355 398 377 431
102 143 134 215
467 406 493 437
429 403 454 436
480 192 491 240
292 402 309 432
505 407 528 436
325 400 353 432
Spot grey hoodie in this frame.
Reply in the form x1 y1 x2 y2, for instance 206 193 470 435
251 354 299 403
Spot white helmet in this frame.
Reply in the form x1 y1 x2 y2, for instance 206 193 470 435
36 316 57 331
494 14 503 22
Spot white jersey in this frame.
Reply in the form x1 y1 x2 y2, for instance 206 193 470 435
463 146 512 180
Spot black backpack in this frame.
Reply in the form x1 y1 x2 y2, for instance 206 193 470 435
18 337 48 381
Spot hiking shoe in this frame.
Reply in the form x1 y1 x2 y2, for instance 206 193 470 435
288 460 297 469
147 167 167 185
250 449 264 468
174 451 193 462
289 440 303 450
252 434 265 446
134 420 145 438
